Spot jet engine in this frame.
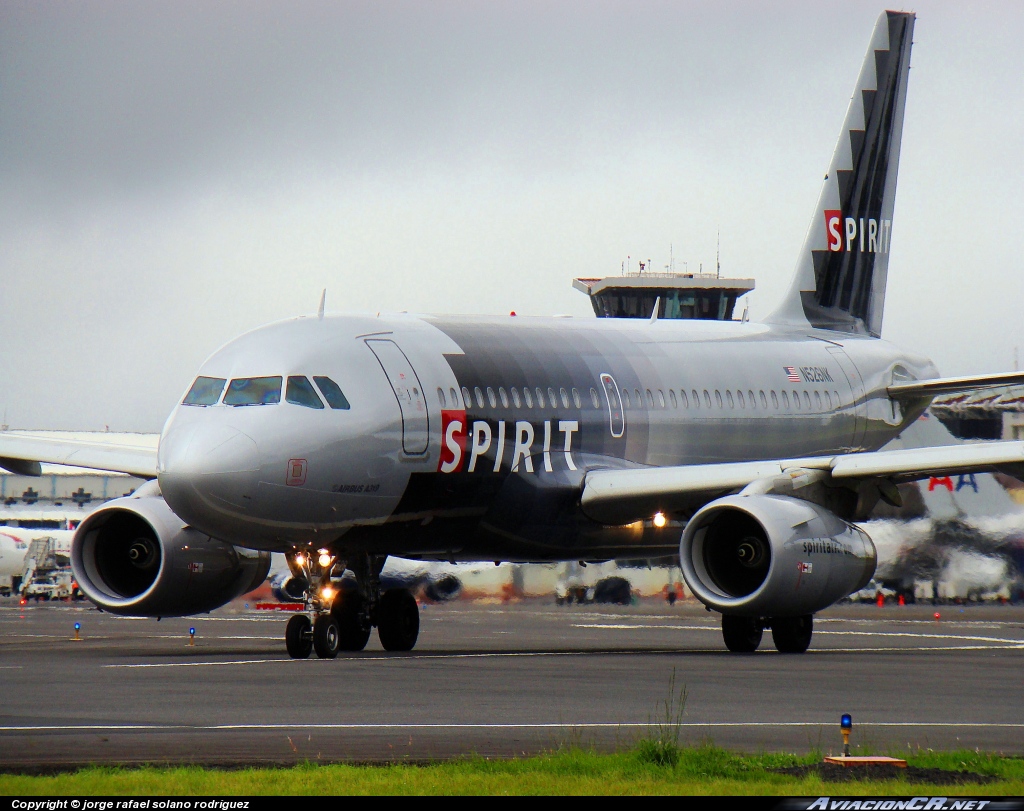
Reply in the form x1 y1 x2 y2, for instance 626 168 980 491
71 484 271 617
679 494 875 616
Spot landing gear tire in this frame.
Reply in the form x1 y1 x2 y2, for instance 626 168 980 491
721 615 763 653
771 615 813 653
285 614 312 659
313 614 341 659
331 592 371 652
378 589 419 652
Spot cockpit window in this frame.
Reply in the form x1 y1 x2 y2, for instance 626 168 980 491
286 376 325 409
182 376 226 406
313 376 351 410
223 376 282 406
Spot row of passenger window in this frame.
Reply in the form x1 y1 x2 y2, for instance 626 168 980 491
437 383 842 414
624 386 843 414
182 375 351 410
439 385 593 412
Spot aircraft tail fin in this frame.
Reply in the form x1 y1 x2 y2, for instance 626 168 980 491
768 11 915 338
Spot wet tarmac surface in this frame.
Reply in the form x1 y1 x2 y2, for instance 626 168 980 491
2 598 1023 767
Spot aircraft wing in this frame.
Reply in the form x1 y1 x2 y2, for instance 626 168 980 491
0 431 159 479
888 372 1024 399
580 441 1024 525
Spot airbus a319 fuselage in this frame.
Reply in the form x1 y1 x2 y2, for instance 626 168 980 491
156 313 936 563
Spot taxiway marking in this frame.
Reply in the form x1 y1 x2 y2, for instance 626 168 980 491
5 721 1024 733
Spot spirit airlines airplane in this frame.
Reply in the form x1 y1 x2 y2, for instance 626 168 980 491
3 10 1024 657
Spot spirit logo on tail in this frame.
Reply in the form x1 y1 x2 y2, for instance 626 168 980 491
824 210 893 254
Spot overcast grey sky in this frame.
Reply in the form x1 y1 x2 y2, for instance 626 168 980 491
1 1 1022 431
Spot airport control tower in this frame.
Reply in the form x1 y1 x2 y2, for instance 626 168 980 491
573 268 754 321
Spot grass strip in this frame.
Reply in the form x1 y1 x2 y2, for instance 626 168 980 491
3 746 1024 795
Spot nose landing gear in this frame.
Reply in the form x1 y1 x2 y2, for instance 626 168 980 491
282 550 420 658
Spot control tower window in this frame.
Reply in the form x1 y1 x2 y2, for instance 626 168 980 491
183 376 226 406
313 376 351 410
287 377 325 409
224 376 282 406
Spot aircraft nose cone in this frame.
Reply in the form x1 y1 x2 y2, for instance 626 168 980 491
160 424 260 517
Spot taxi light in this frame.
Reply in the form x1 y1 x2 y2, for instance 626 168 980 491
322 585 336 600
840 713 852 757
294 553 306 567
653 512 667 528
318 552 332 568
840 714 852 730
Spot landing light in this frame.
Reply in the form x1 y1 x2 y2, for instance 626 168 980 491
294 553 306 567
318 552 332 568
653 512 667 528
322 585 336 600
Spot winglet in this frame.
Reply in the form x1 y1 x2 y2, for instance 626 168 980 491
317 289 326 320
649 296 661 324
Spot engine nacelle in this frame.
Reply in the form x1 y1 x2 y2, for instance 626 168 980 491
679 494 875 617
72 486 271 617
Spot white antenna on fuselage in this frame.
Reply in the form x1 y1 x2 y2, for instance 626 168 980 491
317 289 326 320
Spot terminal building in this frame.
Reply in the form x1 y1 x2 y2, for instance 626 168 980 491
930 388 1024 442
0 432 153 529
0 466 146 529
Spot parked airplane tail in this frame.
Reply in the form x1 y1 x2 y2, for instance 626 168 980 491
768 10 914 338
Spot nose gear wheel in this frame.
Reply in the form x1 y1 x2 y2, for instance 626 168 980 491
285 614 312 659
313 614 341 659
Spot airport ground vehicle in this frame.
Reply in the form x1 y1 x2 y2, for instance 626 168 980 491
4 11 1024 657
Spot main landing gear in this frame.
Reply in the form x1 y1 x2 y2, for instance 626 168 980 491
282 550 420 659
721 614 813 653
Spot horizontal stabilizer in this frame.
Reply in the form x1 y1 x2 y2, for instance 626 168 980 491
888 371 1024 399
0 431 159 478
580 440 1024 525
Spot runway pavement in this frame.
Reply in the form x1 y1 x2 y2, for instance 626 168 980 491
2 597 1023 768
